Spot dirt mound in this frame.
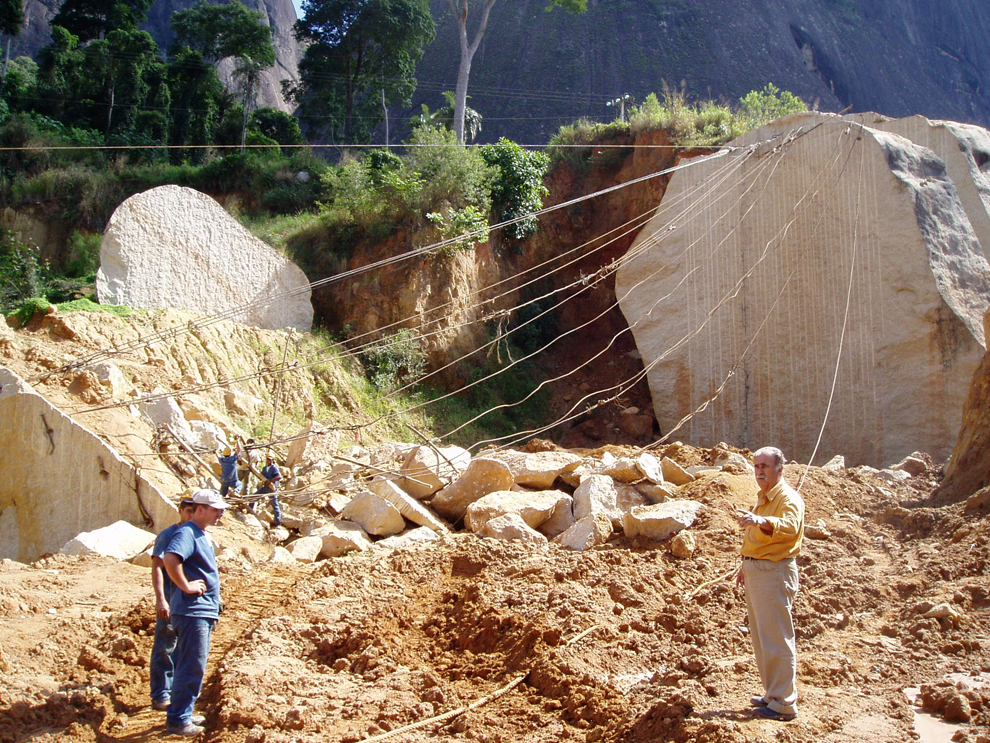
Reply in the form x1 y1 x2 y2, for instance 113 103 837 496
3 460 988 743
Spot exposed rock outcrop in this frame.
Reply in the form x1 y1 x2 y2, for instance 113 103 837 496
96 185 313 330
616 114 990 466
935 310 990 504
0 368 176 562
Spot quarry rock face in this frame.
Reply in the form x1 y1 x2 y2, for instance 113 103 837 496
0 368 176 562
616 114 990 467
937 310 990 503
96 186 313 331
847 114 990 262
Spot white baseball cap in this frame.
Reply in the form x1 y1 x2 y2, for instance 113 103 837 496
190 489 231 509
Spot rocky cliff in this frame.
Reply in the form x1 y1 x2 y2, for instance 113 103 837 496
11 0 300 113
411 0 990 144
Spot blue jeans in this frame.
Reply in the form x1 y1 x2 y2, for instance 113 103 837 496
149 616 176 703
219 480 240 498
167 615 216 726
257 487 282 525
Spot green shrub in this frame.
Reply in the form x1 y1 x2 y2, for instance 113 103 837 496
738 84 806 129
359 328 427 392
64 230 102 278
480 138 550 240
0 231 52 313
400 124 494 215
426 204 490 254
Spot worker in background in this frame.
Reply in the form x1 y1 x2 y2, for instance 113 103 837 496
162 489 229 738
149 496 197 712
237 438 258 495
256 452 283 528
736 446 805 722
216 442 241 498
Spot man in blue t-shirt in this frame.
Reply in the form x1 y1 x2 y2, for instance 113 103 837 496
162 489 229 738
149 497 196 712
216 443 241 498
255 453 283 527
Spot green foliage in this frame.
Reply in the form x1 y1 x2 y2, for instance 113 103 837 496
0 0 24 37
401 124 494 214
50 0 153 41
8 297 51 327
290 0 435 143
171 0 275 65
56 297 133 315
359 328 427 392
625 84 741 145
250 108 304 147
426 205 490 253
547 117 630 170
411 92 483 143
0 231 50 312
737 83 806 129
480 138 549 240
64 230 101 278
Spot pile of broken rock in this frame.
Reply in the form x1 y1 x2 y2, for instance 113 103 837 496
266 444 710 564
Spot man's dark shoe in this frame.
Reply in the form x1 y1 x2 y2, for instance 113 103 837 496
165 721 205 737
750 696 768 708
151 698 170 711
753 706 796 721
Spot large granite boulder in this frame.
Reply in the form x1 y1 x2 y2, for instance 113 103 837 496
616 113 990 467
847 114 990 262
96 186 313 330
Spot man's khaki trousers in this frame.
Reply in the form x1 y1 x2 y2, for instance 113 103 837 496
742 557 799 715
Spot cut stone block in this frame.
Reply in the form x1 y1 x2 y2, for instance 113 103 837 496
488 449 582 489
367 477 448 533
464 490 569 533
399 445 471 499
431 457 514 520
340 491 405 537
555 513 613 551
479 513 549 547
96 185 313 330
621 500 704 541
59 521 155 560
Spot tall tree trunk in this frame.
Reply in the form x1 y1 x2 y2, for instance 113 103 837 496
1 36 11 99
105 85 115 141
449 0 496 145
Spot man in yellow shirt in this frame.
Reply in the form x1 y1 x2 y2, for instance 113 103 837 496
736 446 805 721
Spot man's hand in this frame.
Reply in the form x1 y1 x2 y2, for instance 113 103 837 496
736 567 745 587
185 579 207 596
736 509 773 535
156 598 170 619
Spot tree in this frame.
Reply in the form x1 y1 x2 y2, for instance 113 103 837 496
446 0 585 144
171 0 275 65
34 25 86 120
232 54 267 150
50 0 153 41
250 107 303 145
1 0 24 98
172 1 275 150
166 46 229 159
82 28 162 139
290 0 434 144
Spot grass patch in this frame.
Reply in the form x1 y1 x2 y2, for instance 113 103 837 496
56 297 135 315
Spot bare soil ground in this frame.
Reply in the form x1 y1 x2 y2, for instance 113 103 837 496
2 456 989 743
